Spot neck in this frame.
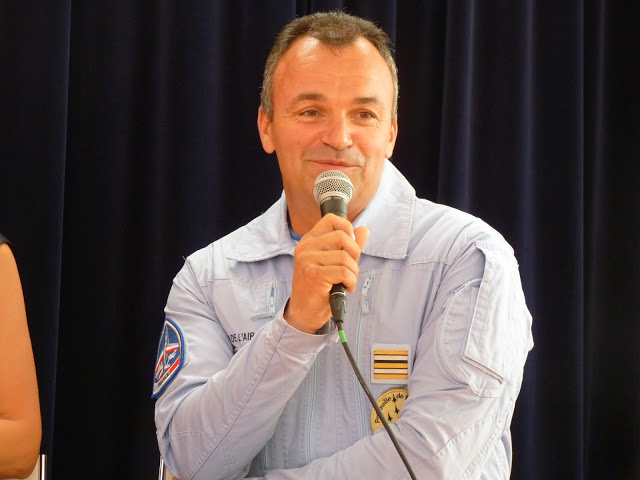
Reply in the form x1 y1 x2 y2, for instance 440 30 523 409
287 196 367 237
287 200 322 237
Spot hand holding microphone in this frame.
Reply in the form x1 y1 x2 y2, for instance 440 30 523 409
284 172 416 479
312 171 356 324
283 170 369 334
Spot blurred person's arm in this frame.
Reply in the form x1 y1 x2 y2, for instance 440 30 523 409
0 243 41 479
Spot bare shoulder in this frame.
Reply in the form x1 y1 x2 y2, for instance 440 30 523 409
0 241 16 265
0 242 25 329
0 242 20 287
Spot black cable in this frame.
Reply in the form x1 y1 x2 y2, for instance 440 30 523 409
334 319 417 480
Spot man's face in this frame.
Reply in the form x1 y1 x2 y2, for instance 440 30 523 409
258 35 398 234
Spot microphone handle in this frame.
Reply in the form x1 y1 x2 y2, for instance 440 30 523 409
329 284 347 323
319 195 349 323
320 196 348 219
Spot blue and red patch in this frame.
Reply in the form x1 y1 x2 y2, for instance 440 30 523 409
152 318 185 398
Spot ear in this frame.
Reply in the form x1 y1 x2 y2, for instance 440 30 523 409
257 106 275 154
385 115 398 159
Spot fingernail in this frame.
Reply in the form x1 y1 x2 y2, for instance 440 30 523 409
351 233 356 241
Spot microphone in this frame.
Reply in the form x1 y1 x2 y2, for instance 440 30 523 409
313 170 416 480
313 172 418 480
313 170 354 324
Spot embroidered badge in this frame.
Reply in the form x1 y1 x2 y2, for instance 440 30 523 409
371 388 409 432
371 343 411 384
152 318 185 398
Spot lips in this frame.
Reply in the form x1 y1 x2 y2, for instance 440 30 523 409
312 160 354 167
308 159 362 169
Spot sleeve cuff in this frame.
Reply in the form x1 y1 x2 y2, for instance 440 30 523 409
271 307 338 356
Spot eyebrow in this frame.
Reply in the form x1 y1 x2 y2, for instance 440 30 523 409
353 96 384 108
288 92 385 111
290 92 325 105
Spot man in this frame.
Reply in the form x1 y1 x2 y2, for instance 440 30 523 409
153 11 533 479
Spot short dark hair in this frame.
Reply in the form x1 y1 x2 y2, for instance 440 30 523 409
261 11 398 120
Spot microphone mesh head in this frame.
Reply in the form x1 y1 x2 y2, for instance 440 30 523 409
313 170 354 205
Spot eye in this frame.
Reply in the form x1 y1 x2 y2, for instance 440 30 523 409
300 110 319 117
356 111 375 120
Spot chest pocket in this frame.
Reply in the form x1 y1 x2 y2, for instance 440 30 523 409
213 279 284 353
250 281 278 320
436 240 533 398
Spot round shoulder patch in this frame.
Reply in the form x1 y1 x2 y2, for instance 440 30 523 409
371 388 409 432
152 318 185 399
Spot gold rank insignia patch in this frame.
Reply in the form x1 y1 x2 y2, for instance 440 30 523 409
371 343 411 384
371 388 409 432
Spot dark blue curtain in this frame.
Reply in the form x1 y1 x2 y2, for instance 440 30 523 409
1 1 638 478
0 1 70 474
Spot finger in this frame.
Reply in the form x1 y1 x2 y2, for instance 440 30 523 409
302 263 360 292
305 213 354 239
299 230 362 261
296 248 360 280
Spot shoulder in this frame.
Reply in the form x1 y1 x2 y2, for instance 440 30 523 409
0 237 24 325
0 241 18 273
186 209 271 263
181 198 289 285
408 198 513 266
178 224 250 287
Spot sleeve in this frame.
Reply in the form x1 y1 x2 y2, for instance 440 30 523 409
258 233 534 479
154 258 335 480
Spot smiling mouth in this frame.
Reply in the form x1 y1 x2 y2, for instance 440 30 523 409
309 159 361 168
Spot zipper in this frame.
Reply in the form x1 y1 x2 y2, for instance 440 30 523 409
249 282 277 319
267 283 276 315
355 274 373 437
360 276 372 313
306 362 317 462
436 279 481 384
262 438 270 472
442 278 479 310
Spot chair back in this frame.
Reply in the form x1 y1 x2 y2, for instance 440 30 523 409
6 454 46 480
158 456 179 480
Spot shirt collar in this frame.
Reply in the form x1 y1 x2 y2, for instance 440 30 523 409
227 159 415 262
226 192 296 262
354 160 415 260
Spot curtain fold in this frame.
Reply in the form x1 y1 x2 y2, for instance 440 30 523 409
0 2 638 478
0 3 71 477
585 2 640 478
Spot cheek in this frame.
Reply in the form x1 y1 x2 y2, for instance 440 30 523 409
276 124 314 152
360 135 390 159
361 144 386 181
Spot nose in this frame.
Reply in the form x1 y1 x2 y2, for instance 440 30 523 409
321 116 353 151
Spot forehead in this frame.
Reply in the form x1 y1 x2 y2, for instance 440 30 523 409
272 36 394 105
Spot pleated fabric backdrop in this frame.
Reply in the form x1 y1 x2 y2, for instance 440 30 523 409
0 1 638 478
